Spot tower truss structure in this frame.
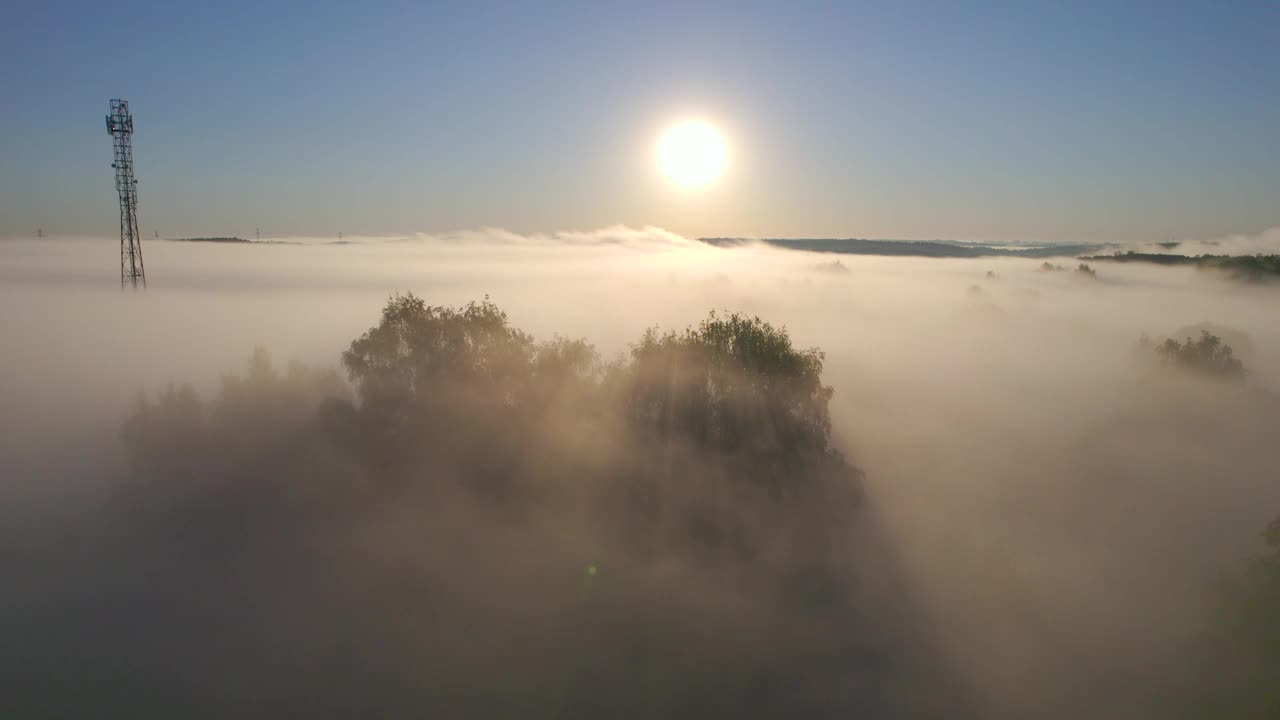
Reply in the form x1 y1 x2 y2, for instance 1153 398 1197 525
106 99 145 288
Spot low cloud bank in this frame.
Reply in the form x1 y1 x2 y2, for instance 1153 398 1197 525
2 227 1280 717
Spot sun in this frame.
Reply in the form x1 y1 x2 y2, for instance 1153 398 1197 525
657 120 729 189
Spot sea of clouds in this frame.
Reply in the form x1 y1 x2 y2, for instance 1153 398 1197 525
2 225 1279 717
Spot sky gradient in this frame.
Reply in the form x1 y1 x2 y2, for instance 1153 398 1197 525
4 0 1278 243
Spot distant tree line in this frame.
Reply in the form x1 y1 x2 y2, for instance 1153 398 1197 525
701 237 1106 259
1082 251 1280 280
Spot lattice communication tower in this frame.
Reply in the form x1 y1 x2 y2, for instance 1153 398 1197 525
106 99 146 288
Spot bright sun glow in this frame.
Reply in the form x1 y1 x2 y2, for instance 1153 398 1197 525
658 121 728 189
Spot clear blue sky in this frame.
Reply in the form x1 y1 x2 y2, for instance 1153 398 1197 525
4 0 1277 243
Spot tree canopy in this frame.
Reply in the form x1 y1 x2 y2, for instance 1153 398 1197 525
104 295 893 717
1152 330 1245 380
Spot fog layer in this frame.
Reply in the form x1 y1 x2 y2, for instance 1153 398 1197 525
3 230 1279 717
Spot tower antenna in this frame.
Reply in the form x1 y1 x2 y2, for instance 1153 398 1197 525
106 99 146 288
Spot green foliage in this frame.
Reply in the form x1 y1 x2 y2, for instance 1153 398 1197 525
1153 331 1245 380
333 295 844 481
111 296 873 715
1200 253 1280 279
124 293 861 532
341 294 535 415
625 311 832 455
1081 251 1280 280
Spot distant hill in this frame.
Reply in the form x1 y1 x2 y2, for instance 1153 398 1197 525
701 237 1108 259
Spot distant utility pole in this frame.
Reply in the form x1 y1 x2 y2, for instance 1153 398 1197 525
339 231 343 241
154 229 158 239
106 99 146 288
256 227 260 242
36 228 43 239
